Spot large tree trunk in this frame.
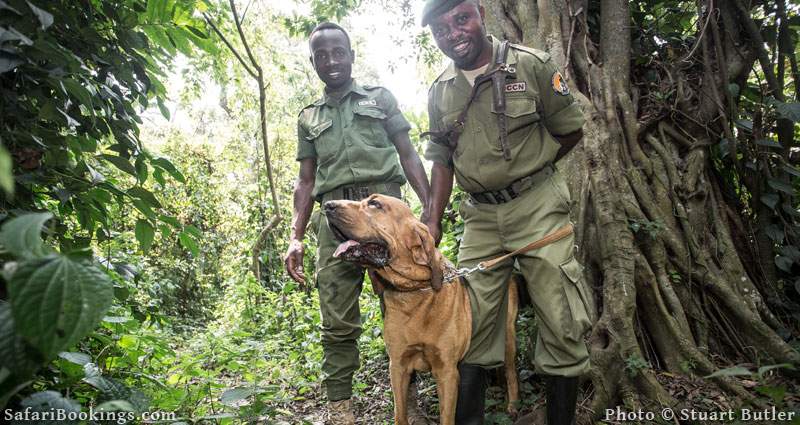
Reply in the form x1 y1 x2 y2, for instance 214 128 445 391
481 0 799 421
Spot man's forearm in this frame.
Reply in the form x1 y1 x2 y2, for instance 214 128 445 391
428 162 454 225
400 154 431 209
392 132 431 210
290 180 315 241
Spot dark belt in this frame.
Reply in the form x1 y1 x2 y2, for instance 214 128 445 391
469 164 555 205
321 182 402 203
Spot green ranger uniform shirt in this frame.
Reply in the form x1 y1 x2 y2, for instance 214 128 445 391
297 80 411 200
425 36 585 193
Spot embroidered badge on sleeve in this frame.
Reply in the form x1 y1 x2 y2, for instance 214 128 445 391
551 71 570 96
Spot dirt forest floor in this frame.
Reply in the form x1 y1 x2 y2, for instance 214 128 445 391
269 354 800 425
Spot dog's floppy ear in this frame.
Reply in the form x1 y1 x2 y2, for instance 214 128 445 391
405 222 443 291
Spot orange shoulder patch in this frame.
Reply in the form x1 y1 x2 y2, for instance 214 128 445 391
551 71 570 96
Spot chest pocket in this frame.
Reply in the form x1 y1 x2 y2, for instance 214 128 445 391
304 119 335 163
493 96 541 143
352 105 389 147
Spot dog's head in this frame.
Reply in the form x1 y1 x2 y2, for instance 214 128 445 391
323 194 444 291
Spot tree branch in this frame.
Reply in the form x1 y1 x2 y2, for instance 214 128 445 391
731 0 782 100
202 12 257 79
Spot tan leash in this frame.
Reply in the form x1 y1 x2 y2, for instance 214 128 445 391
447 223 575 280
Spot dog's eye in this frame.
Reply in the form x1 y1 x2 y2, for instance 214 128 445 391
367 199 382 209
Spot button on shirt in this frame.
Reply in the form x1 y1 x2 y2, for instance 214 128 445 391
297 80 411 200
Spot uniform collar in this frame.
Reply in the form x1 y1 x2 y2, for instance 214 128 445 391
317 79 368 106
438 35 517 82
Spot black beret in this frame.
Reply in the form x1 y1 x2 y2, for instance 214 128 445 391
421 0 467 27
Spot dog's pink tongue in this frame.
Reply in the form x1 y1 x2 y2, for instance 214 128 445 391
333 240 360 258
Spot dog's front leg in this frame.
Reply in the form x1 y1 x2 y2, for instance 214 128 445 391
389 360 411 425
432 365 459 425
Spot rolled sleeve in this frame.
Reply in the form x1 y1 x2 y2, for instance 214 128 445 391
380 89 412 137
296 120 316 161
536 60 585 136
424 140 453 167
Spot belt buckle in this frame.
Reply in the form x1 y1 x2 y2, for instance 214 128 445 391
357 186 370 200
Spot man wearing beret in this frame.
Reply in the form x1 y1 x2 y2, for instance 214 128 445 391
284 22 431 424
421 0 593 424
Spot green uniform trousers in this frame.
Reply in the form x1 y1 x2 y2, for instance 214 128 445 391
458 169 593 377
315 182 402 401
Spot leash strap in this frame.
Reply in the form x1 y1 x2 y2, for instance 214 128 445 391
448 223 575 280
492 41 512 161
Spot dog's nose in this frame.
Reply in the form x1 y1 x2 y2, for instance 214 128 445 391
323 201 338 215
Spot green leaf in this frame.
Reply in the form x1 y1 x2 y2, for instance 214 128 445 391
167 27 194 56
734 119 753 132
783 164 800 178
0 301 42 378
0 144 13 195
96 399 135 412
135 219 155 253
26 1 54 30
157 97 171 120
220 387 258 406
1 26 33 45
8 257 113 360
153 168 166 186
61 79 93 109
83 372 131 401
776 256 793 273
0 53 24 74
757 363 795 378
0 1 23 14
780 246 800 261
142 26 176 55
178 231 198 257
128 187 162 209
57 351 91 366
761 193 780 210
19 391 81 424
765 224 784 243
101 154 137 177
132 199 156 219
704 365 752 379
756 385 787 405
158 215 181 227
152 158 185 183
0 213 53 259
776 102 800 122
183 225 201 238
755 139 782 149
135 156 148 184
767 179 795 196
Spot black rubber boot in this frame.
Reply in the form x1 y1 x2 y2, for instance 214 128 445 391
454 363 487 425
545 375 579 425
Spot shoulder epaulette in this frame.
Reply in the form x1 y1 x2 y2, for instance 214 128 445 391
510 43 551 63
298 98 324 116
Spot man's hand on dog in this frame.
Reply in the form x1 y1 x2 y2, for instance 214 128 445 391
284 239 306 284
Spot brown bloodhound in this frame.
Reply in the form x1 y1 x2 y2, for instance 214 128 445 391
323 194 519 425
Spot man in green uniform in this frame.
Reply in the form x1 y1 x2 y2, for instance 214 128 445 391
420 1 593 424
283 23 431 424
